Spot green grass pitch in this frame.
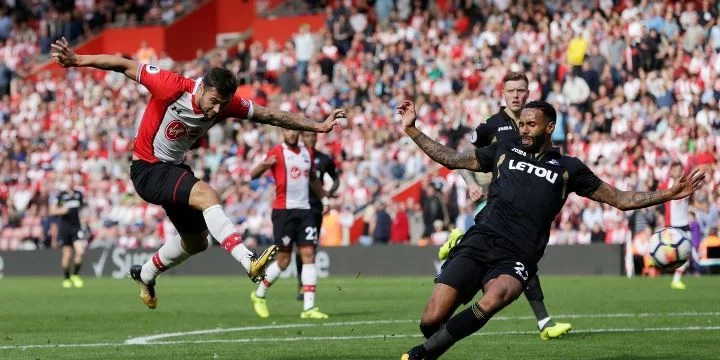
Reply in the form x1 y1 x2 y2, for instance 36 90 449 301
1 275 719 359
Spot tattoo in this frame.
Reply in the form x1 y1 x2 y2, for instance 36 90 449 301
590 183 673 211
252 105 320 132
460 169 480 186
406 127 481 171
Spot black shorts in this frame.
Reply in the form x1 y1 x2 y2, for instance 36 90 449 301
272 208 318 251
434 226 537 304
58 225 81 247
130 160 206 234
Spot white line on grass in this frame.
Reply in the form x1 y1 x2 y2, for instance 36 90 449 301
125 311 720 344
2 325 720 351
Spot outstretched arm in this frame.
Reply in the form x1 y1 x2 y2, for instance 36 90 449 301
589 169 706 211
404 126 482 171
51 37 139 81
251 106 345 133
397 100 483 171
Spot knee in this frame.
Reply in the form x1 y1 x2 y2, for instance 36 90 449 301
299 247 315 263
276 254 291 270
182 233 210 254
187 240 209 254
420 306 448 334
189 182 221 211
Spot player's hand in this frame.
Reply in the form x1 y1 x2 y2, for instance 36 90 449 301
262 156 277 167
50 37 80 68
319 109 346 133
468 184 484 202
397 100 418 129
670 169 706 200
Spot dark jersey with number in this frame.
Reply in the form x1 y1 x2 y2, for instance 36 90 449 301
308 150 338 210
52 190 84 228
469 107 519 148
471 139 603 262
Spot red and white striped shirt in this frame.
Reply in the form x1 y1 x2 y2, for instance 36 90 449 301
266 143 314 209
133 64 253 164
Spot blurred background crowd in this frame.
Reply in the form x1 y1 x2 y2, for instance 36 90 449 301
1 1 718 268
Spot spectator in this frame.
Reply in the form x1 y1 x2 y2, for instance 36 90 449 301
389 201 409 244
370 201 391 244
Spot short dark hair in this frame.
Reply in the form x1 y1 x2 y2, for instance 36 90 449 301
203 67 238 98
502 71 529 84
525 100 557 123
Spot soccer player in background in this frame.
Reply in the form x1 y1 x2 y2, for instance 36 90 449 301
397 100 705 359
49 173 86 288
661 161 692 289
249 129 329 319
441 72 572 339
50 37 345 309
294 131 340 301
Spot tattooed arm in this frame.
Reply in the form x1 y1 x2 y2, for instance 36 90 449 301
404 127 482 171
589 169 706 211
251 106 345 133
589 183 675 211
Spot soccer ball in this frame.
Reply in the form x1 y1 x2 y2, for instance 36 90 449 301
648 227 692 270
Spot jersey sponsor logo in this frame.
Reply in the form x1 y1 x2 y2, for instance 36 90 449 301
511 147 527 156
165 120 188 140
498 125 513 131
547 159 559 165
508 159 559 184
240 98 250 108
146 65 160 74
63 199 81 208
290 166 309 179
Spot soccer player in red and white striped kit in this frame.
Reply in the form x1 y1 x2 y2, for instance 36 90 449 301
50 38 345 309
249 128 329 319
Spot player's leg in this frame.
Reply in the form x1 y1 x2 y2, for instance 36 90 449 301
672 261 689 290
60 233 73 288
189 181 277 280
299 244 327 319
130 160 276 282
251 250 290 318
251 209 294 318
524 275 571 339
131 229 209 309
671 227 692 290
403 274 523 360
417 249 485 359
297 208 322 301
420 283 460 338
295 250 303 301
69 237 86 288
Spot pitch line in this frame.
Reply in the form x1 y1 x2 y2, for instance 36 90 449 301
1 325 719 351
125 311 720 344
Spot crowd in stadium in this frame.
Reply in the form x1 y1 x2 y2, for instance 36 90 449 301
1 1 719 264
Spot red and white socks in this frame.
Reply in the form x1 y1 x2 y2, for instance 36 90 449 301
255 261 283 297
140 235 191 283
301 263 317 311
203 204 255 272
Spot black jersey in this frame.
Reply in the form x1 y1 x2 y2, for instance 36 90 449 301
469 107 519 148
309 150 338 209
471 139 603 262
52 190 84 228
